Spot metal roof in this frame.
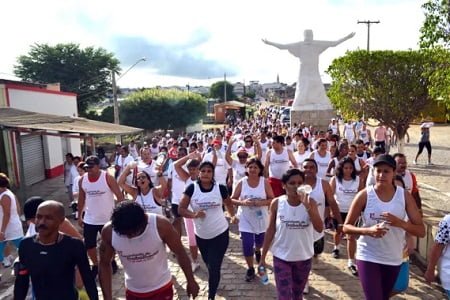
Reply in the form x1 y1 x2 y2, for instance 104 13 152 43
0 107 143 135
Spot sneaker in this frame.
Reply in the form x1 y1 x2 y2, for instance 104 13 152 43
2 256 12 268
427 162 434 166
191 261 200 272
303 282 309 294
91 265 98 278
255 250 261 264
111 259 118 275
245 267 256 282
348 265 358 276
413 160 417 165
332 249 340 259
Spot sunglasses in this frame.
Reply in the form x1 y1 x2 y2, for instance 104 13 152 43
244 140 252 143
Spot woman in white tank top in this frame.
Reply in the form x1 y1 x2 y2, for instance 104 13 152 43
326 143 348 178
329 157 363 276
348 144 368 182
343 154 425 300
118 165 167 216
230 158 274 281
259 169 323 299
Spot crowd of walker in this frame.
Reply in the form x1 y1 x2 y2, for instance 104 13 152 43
0 105 447 300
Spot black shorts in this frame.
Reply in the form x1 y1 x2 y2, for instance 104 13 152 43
83 223 104 249
314 237 325 255
171 203 181 219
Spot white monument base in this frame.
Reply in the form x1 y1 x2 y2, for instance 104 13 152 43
291 107 335 132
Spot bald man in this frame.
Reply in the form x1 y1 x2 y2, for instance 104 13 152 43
14 201 98 300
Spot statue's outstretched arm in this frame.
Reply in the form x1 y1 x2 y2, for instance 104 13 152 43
262 38 290 50
331 32 356 47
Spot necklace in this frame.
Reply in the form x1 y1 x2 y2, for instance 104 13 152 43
36 233 60 245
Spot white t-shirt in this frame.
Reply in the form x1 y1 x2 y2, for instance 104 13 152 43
334 176 360 213
118 155 135 185
167 163 187 205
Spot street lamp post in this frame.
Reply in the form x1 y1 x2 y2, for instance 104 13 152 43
112 57 146 143
357 20 380 51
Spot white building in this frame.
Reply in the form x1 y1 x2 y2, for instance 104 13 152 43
0 79 80 186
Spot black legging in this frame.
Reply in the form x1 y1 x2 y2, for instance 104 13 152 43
417 141 432 155
196 228 229 299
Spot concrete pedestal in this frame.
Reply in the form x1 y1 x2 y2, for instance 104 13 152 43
291 108 335 132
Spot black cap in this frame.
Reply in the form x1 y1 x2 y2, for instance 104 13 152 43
23 196 45 220
373 154 396 169
85 155 100 167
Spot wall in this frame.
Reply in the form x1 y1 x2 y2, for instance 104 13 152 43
6 84 80 180
7 87 78 116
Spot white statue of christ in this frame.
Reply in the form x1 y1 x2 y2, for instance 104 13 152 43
263 30 355 109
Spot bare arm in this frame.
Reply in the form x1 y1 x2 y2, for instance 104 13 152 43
157 216 199 298
381 191 425 238
99 224 114 300
264 150 271 178
59 218 83 239
260 199 278 266
230 181 244 206
106 173 125 202
117 166 138 199
323 180 343 226
225 139 235 165
0 195 11 240
77 180 86 227
288 149 298 168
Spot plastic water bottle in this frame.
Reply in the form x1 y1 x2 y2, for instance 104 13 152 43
297 184 312 195
258 265 269 285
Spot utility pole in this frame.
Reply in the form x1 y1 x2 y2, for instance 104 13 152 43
111 71 121 144
357 20 380 51
224 73 227 102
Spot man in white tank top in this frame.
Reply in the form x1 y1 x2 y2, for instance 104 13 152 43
264 135 298 197
393 153 422 211
99 201 199 300
77 156 124 278
302 158 343 293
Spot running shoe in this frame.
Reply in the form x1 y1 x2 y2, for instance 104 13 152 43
245 267 255 282
332 249 340 259
348 265 358 276
303 282 309 294
2 256 12 268
255 250 261 264
191 261 200 272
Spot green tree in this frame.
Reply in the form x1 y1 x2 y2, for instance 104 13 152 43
327 50 432 152
14 43 120 116
209 81 236 102
419 0 450 48
423 47 450 111
120 89 206 131
243 90 256 99
85 106 114 123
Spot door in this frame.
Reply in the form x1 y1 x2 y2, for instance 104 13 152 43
20 134 45 185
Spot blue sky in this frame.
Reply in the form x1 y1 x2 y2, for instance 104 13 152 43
0 0 425 88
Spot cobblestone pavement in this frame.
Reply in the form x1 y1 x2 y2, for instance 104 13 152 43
107 224 446 300
0 124 448 299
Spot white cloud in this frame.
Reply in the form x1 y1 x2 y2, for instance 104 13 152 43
0 0 425 88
